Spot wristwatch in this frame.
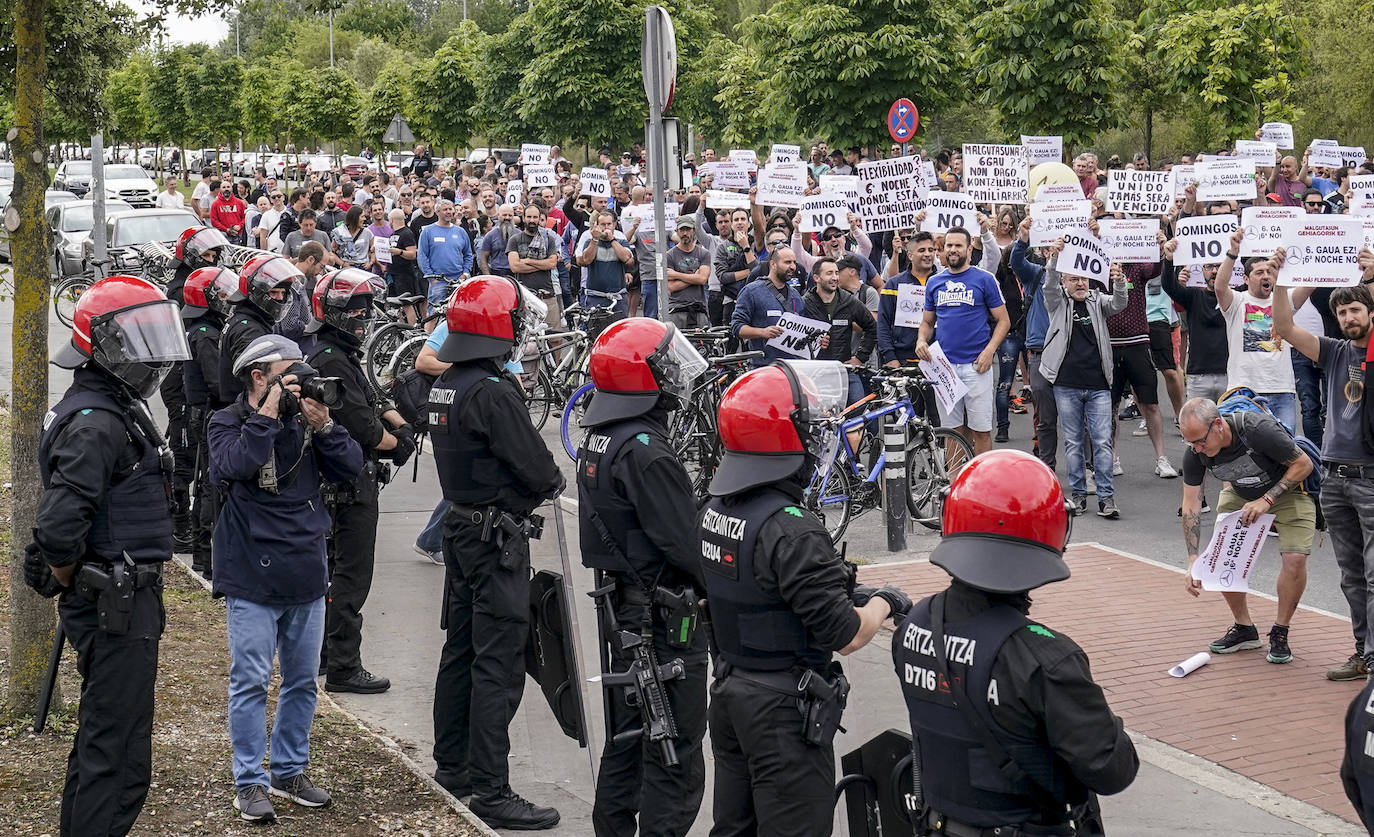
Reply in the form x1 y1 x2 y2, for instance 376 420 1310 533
317 419 336 435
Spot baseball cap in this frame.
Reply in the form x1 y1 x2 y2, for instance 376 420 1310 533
676 215 697 231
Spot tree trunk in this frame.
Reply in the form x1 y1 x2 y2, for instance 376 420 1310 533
9 0 60 719
1143 107 1154 165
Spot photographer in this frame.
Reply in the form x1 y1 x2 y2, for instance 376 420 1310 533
209 335 364 823
305 268 416 695
219 255 307 402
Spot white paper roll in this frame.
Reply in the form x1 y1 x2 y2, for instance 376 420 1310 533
1169 652 1211 678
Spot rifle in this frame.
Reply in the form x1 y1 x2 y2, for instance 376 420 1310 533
34 621 66 734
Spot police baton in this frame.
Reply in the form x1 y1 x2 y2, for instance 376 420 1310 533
34 620 66 734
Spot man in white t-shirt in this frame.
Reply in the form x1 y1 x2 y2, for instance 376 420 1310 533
155 178 186 210
190 167 215 221
1214 228 1297 430
255 189 286 252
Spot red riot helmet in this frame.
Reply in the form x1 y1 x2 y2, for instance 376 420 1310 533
930 449 1073 593
234 255 304 323
174 226 230 269
437 274 544 363
581 317 708 427
181 267 238 319
52 274 192 398
309 267 384 342
709 359 849 496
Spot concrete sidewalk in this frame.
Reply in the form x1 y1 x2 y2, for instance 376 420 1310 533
333 464 1365 836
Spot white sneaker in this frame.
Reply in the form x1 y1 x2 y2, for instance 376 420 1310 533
412 543 444 565
1113 457 1124 476
1084 472 1097 496
1132 420 1148 437
1155 456 1179 479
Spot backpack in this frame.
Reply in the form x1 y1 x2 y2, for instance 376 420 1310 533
1216 387 1323 518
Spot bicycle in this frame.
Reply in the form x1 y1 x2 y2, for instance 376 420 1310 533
524 299 617 431
803 366 974 543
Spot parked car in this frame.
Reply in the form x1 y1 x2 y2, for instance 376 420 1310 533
340 155 370 177
0 190 84 262
465 147 521 167
0 162 14 180
82 208 198 277
98 164 160 208
385 152 415 177
53 160 94 196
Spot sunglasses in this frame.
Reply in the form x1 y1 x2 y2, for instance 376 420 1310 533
766 240 786 248
400 192 413 196
823 232 846 241
1305 201 1323 207
270 194 284 199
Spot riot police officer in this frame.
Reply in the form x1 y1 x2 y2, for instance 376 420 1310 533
164 225 229 552
1342 676 1374 831
577 317 711 837
219 254 305 402
894 449 1138 837
428 275 565 830
180 266 237 578
700 359 912 837
25 275 192 835
306 267 417 694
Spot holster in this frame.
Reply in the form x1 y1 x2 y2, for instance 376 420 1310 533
798 662 849 747
74 557 161 636
452 503 544 570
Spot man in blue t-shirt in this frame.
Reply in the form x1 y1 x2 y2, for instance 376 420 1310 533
915 226 1010 454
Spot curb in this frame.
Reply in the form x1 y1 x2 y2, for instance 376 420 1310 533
168 556 501 837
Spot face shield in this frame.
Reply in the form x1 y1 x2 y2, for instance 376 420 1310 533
776 359 849 456
650 324 709 405
185 227 230 265
89 300 193 398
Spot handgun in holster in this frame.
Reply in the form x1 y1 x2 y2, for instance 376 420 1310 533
75 556 135 636
480 509 544 570
652 585 700 650
798 663 850 747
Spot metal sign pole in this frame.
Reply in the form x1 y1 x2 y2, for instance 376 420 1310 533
91 133 107 264
645 10 669 324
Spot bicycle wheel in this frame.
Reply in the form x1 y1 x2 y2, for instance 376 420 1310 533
53 277 90 327
905 427 975 530
560 381 596 460
805 462 854 544
524 367 554 431
363 322 416 395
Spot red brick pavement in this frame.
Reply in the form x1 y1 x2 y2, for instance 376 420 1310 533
859 542 1364 825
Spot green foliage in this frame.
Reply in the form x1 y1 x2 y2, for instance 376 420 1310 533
698 36 786 147
474 12 536 142
1294 0 1374 149
105 54 152 140
238 63 283 143
345 37 406 89
740 0 965 149
145 46 199 145
198 53 246 144
337 0 415 41
970 0 1126 147
409 23 482 149
357 59 413 145
300 66 362 142
1153 0 1306 139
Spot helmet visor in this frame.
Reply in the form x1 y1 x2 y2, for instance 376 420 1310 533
514 282 548 346
655 325 709 402
254 258 305 289
187 227 230 258
323 268 384 311
93 300 192 363
777 360 848 421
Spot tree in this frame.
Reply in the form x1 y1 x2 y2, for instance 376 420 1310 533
358 58 414 147
198 52 246 150
344 37 405 89
337 0 416 41
145 46 199 166
1294 0 1374 149
300 66 362 149
239 63 284 146
105 55 153 144
473 12 535 142
409 24 481 151
679 35 785 147
970 0 1127 147
740 0 966 148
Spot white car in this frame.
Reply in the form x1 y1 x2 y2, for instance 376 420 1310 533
100 164 160 209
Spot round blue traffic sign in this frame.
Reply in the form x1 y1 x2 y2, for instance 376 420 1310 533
888 98 919 144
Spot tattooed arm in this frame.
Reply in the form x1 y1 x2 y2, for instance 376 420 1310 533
1240 450 1314 526
1182 482 1205 597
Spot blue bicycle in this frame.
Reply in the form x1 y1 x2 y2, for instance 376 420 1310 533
804 367 974 543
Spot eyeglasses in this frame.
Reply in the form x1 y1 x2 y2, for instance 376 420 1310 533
1183 420 1218 449
400 192 413 197
270 194 284 200
823 232 846 242
1305 201 1323 207
766 239 786 248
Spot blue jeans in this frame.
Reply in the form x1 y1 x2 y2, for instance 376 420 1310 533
417 500 450 553
1259 391 1298 434
226 597 325 788
1054 386 1115 499
1291 353 1325 445
642 277 658 320
995 332 1025 430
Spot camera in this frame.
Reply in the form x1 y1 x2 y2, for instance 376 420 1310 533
277 361 343 410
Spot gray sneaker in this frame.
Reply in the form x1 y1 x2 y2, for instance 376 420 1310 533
234 784 276 822
1327 653 1370 682
270 772 332 808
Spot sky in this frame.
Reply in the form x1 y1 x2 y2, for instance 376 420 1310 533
130 1 229 47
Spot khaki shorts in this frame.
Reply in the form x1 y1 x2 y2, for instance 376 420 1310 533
1216 485 1317 556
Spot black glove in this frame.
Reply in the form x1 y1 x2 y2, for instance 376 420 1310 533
389 424 416 467
23 543 66 599
851 584 877 607
872 586 912 621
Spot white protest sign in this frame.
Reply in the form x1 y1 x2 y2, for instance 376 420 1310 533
524 164 556 189
1191 510 1274 592
1351 195 1374 217
894 282 926 328
1260 122 1294 149
1340 146 1368 168
769 143 801 165
1058 228 1111 285
1349 174 1374 201
1196 159 1257 201
921 192 979 235
1098 218 1160 264
1029 199 1092 247
963 143 1029 203
1185 263 1207 288
1309 142 1343 168
1239 206 1300 258
729 149 759 172
1234 140 1278 167
921 161 938 191
857 155 929 233
376 239 393 265
1277 214 1363 287
1106 169 1173 215
766 313 831 359
798 194 851 233
820 174 861 213
756 162 808 209
1171 165 1196 199
1021 135 1063 166
1363 217 1374 253
1035 184 1085 203
504 180 524 206
579 167 610 197
704 189 751 211
519 143 550 165
711 161 750 190
1175 214 1238 266
918 341 970 416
